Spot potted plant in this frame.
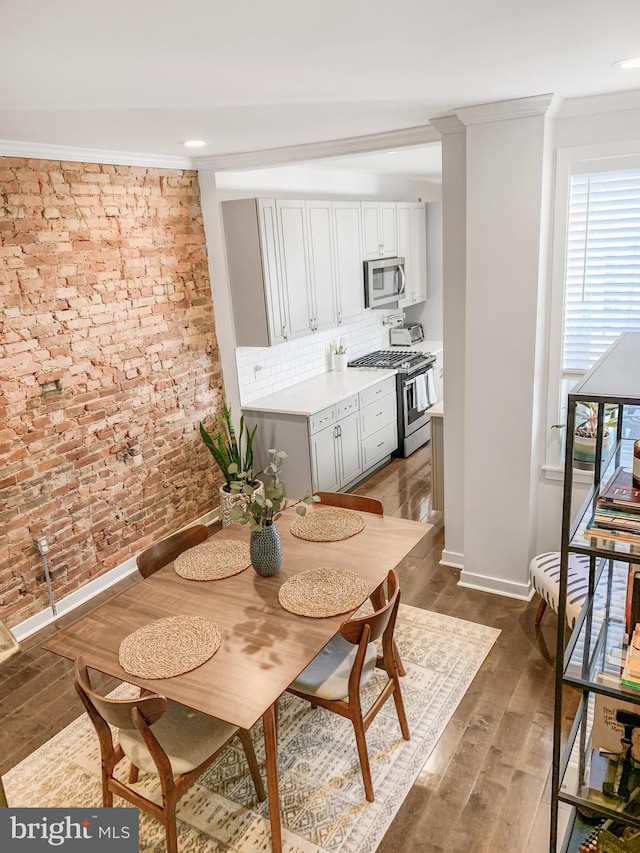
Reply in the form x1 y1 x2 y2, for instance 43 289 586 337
230 449 317 576
555 401 618 470
199 405 262 526
573 401 618 470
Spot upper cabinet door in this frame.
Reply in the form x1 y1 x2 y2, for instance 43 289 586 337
361 203 382 259
332 202 365 325
411 203 428 304
275 200 314 340
379 203 397 256
362 203 397 259
256 199 287 344
306 201 338 332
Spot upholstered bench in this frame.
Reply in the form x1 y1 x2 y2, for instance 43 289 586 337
530 552 627 628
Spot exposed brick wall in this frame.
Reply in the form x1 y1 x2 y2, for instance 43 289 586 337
0 158 225 627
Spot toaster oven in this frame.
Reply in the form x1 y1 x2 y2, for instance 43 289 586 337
390 323 425 346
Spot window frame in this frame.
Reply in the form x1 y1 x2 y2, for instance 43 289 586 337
543 139 640 480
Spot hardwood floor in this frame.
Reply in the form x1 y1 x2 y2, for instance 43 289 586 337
0 443 564 852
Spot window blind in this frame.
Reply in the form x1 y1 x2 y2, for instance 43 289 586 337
563 168 640 370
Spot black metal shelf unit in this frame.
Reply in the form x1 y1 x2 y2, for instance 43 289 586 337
551 332 640 852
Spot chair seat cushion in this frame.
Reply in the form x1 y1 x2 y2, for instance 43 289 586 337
529 552 591 628
290 634 378 701
119 700 237 776
529 552 627 629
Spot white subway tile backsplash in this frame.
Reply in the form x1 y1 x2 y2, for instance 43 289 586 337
237 313 390 405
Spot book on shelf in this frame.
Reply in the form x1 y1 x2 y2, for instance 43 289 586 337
594 506 640 534
585 518 640 548
599 467 640 513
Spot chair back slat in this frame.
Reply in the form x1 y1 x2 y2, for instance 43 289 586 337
340 570 400 645
75 657 167 729
315 491 383 516
137 525 209 578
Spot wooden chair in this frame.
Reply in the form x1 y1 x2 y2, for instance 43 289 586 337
137 525 209 579
75 657 265 853
314 491 384 515
286 569 409 802
314 492 407 676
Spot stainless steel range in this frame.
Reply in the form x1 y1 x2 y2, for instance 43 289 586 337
348 350 437 457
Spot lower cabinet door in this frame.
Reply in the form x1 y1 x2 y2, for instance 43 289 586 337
310 424 340 492
362 423 398 470
337 411 362 486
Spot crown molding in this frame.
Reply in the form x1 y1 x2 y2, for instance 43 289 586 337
429 115 466 135
455 94 558 126
194 124 439 172
0 139 194 170
559 87 640 118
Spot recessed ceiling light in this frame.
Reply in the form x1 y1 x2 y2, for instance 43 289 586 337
613 56 640 70
387 150 397 155
184 139 206 148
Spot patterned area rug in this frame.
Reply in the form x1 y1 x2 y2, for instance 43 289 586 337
4 605 500 853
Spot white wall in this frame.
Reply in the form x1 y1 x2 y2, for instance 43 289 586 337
199 163 442 408
534 97 640 555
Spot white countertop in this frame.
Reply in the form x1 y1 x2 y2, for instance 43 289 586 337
429 400 444 417
243 369 398 416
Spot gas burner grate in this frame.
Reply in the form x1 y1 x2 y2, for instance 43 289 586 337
348 350 433 371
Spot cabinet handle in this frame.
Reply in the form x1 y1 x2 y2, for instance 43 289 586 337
376 410 383 417
338 311 342 325
336 424 342 438
282 325 287 341
377 441 384 448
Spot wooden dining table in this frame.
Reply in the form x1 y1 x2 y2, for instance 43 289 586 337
43 505 430 852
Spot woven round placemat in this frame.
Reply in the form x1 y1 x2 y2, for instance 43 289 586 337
289 508 365 542
118 616 221 679
278 567 369 618
174 539 250 581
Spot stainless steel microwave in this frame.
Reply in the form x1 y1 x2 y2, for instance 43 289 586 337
364 257 406 309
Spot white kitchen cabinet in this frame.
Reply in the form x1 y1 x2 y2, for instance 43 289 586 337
223 197 338 346
243 375 396 497
332 202 365 325
306 201 338 332
362 202 397 259
311 415 363 492
222 198 287 346
310 423 341 492
275 200 314 340
336 410 362 486
397 202 427 307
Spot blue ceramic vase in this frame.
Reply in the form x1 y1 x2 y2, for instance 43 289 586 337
250 525 283 577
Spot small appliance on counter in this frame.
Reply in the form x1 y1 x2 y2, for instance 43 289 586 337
389 322 424 347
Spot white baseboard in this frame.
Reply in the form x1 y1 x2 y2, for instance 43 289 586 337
458 568 534 601
440 549 464 570
12 507 220 642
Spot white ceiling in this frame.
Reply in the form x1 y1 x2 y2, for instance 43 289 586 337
3 0 640 164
